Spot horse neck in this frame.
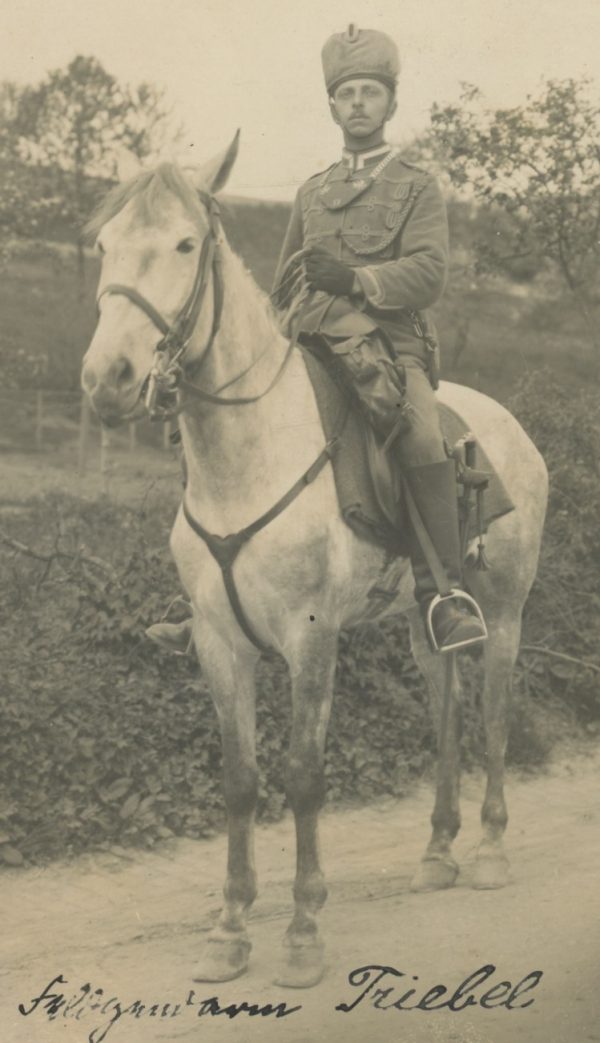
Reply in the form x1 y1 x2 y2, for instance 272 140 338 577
178 241 293 525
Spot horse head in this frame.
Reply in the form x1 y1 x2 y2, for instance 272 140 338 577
81 132 240 425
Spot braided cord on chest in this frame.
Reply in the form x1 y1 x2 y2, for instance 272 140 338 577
342 175 430 256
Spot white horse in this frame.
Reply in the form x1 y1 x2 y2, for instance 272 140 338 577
81 134 548 988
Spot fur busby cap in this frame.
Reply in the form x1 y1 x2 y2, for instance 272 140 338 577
322 25 399 96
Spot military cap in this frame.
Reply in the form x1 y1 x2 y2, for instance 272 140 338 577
321 25 399 96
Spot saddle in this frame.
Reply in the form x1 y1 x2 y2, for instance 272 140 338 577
300 343 515 560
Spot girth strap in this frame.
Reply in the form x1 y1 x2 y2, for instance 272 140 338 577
181 417 348 654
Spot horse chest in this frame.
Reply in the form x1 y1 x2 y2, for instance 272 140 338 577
169 486 346 640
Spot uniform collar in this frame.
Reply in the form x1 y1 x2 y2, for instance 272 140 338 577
341 143 391 172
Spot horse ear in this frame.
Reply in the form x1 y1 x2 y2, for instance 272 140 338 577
185 130 241 194
114 146 143 183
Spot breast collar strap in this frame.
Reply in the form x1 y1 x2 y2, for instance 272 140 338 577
181 401 349 655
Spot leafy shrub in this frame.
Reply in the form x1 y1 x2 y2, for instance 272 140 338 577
1 369 598 865
508 369 600 723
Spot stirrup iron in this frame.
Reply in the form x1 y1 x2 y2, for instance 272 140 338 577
426 588 488 654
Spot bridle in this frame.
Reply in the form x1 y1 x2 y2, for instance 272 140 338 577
94 188 345 656
97 190 224 419
96 189 297 420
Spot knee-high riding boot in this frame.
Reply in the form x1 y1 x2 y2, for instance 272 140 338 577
402 459 487 651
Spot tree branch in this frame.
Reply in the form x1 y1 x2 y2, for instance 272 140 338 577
519 645 600 675
0 528 117 579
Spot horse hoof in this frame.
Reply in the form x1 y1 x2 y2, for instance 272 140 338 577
472 856 510 890
272 941 325 989
411 856 459 892
192 935 251 982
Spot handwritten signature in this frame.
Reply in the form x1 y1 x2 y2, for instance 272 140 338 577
18 962 543 1040
18 977 301 1042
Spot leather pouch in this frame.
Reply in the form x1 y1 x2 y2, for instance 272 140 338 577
329 334 413 441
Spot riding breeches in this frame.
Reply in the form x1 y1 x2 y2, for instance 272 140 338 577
394 357 447 467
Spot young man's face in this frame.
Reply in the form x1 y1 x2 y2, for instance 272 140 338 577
330 78 396 140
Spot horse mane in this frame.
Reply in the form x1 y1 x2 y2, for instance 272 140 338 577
85 160 287 339
85 163 208 241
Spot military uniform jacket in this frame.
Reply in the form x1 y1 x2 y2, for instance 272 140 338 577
273 147 449 362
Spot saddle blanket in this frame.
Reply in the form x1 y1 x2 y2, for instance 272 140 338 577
301 345 515 557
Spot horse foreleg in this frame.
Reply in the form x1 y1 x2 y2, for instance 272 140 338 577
274 631 337 988
409 613 462 891
191 630 259 982
472 617 519 889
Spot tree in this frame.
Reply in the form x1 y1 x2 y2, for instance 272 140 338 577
7 56 180 284
429 79 600 348
0 82 47 251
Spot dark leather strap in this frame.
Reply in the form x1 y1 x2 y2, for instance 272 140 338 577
97 192 291 413
98 284 172 336
402 479 453 597
181 337 297 407
99 227 219 354
181 412 348 654
97 196 224 386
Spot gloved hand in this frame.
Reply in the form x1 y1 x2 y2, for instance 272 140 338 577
304 246 355 296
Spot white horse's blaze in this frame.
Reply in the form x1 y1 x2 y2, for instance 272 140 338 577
82 143 548 987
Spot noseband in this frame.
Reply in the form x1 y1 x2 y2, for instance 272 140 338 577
93 185 345 656
96 190 224 418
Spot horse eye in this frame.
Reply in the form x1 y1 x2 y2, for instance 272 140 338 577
96 240 105 255
177 238 195 254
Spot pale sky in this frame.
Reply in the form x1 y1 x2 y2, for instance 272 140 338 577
1 0 599 200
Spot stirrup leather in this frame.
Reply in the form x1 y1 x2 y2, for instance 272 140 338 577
426 589 488 654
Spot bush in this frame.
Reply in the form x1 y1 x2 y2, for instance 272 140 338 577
508 369 600 723
1 369 598 865
0 493 437 864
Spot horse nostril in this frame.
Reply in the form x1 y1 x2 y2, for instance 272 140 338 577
113 356 134 387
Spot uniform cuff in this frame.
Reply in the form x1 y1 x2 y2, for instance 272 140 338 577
350 273 365 298
355 267 385 306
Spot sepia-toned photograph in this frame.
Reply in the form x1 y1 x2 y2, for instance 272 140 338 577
1 1 599 1040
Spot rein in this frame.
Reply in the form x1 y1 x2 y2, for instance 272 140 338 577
95 187 343 654
96 190 295 418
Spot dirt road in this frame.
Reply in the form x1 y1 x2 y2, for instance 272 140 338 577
2 749 599 1043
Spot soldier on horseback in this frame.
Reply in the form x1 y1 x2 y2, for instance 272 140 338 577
272 24 487 652
148 24 486 655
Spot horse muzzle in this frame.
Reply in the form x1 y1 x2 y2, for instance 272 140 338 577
82 373 146 428
81 344 148 421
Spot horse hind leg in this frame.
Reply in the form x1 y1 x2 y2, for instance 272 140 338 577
191 627 260 982
472 615 521 890
408 612 462 891
273 629 338 989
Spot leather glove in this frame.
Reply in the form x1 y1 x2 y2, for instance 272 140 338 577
304 246 355 296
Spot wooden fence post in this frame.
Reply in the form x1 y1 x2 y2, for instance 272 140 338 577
100 425 112 496
78 395 92 475
35 389 44 450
